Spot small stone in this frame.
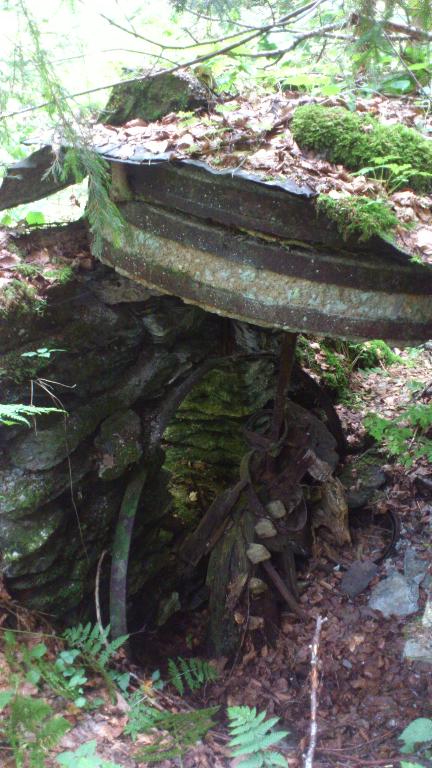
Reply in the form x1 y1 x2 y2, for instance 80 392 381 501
403 597 432 663
249 577 268 595
342 659 353 669
404 636 432 664
306 449 333 482
340 455 386 510
341 559 379 598
248 616 265 630
369 570 419 617
266 500 286 519
404 547 428 585
247 544 271 564
255 518 277 538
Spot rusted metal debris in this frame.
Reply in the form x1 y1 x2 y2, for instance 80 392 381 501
1 145 431 343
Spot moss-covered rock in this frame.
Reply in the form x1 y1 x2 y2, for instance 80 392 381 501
0 451 92 515
163 358 276 524
9 350 181 471
292 104 432 192
0 279 46 321
340 452 386 510
100 70 208 126
95 409 142 480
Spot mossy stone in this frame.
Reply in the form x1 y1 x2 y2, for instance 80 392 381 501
100 70 208 126
95 409 142 480
292 104 432 193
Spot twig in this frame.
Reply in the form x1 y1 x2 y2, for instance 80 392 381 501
304 614 326 768
95 549 109 648
383 31 431 103
315 727 398 754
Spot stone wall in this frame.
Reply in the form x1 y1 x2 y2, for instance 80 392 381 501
0 251 287 628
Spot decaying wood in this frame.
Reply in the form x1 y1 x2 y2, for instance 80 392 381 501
0 146 75 210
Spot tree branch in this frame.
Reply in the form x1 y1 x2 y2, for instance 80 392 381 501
97 0 327 51
0 0 328 121
97 9 253 50
235 21 348 58
383 20 432 41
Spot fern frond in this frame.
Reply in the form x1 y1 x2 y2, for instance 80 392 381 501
0 403 64 427
134 706 219 763
99 634 129 669
62 622 128 702
227 706 288 768
168 657 184 695
235 755 265 768
167 656 218 695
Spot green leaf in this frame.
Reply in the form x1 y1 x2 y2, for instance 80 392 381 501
113 672 130 692
30 642 48 659
0 691 14 709
26 668 42 685
400 763 427 768
400 718 432 753
238 754 265 768
25 211 45 225
266 753 287 767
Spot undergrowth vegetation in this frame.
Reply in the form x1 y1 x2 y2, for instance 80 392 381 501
227 706 289 767
0 403 65 427
1 617 431 766
0 692 69 768
365 403 432 465
296 336 402 400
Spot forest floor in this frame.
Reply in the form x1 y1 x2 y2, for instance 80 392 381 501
0 344 431 768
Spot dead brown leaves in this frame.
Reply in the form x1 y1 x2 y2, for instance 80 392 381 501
94 90 432 261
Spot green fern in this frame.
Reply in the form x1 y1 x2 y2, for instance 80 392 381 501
227 706 288 768
365 403 432 466
167 656 218 695
0 692 70 768
3 631 87 707
57 739 123 768
134 706 219 763
0 403 64 427
123 693 163 741
63 622 128 699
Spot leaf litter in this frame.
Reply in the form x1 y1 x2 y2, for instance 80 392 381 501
93 88 432 262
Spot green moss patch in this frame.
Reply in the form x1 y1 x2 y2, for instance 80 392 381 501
292 104 432 193
0 279 47 320
316 194 398 241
